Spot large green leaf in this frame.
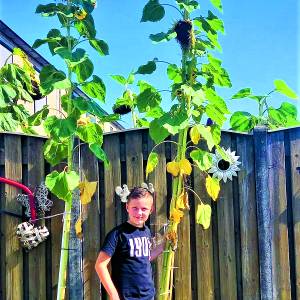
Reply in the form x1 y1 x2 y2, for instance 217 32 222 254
141 0 165 22
149 30 176 43
145 106 164 118
0 84 17 106
231 88 252 99
176 0 199 13
35 3 59 16
268 107 286 126
27 106 49 126
74 14 96 38
209 0 223 12
32 37 61 49
76 122 103 144
110 75 127 85
45 170 79 202
39 65 71 94
44 115 77 139
201 60 231 87
206 11 224 33
205 104 226 126
196 124 215 150
135 61 156 75
167 64 182 83
205 89 230 114
74 58 94 82
81 75 106 102
0 109 18 131
274 79 298 99
136 87 161 113
277 102 298 119
89 143 110 167
89 39 109 56
73 97 107 119
190 149 213 171
149 118 170 144
230 111 257 132
43 139 68 166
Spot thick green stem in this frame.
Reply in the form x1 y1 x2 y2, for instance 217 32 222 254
56 3 74 298
159 5 191 299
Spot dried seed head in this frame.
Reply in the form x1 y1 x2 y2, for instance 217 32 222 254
174 19 194 50
112 104 132 115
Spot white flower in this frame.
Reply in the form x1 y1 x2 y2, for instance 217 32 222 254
208 148 241 183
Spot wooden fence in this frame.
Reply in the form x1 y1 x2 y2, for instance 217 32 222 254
0 126 299 300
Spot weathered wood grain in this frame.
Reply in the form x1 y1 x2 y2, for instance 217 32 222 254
268 131 291 299
236 134 260 300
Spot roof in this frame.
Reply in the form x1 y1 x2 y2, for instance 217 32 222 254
0 20 124 130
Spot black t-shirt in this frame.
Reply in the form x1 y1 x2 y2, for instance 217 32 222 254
101 222 155 300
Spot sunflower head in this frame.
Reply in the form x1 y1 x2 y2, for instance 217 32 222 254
112 104 132 115
174 20 194 50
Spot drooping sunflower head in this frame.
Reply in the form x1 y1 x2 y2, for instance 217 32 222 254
174 19 195 51
112 104 132 115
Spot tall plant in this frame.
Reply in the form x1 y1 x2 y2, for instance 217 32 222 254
230 81 299 131
137 0 231 299
33 0 115 298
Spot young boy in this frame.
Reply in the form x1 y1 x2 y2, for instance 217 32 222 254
95 187 165 300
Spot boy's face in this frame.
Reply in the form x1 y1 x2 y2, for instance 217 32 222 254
126 194 153 227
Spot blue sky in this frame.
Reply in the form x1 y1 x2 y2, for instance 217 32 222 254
1 0 298 128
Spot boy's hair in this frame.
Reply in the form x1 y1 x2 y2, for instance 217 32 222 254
127 186 154 203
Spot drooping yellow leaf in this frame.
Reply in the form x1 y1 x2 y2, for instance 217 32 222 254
177 191 189 210
77 116 90 126
146 152 159 178
78 180 97 204
166 161 180 177
170 208 184 224
205 175 220 201
179 158 192 175
190 126 201 145
75 216 83 239
196 203 212 229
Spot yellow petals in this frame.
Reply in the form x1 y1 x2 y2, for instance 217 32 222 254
75 216 82 239
190 126 201 145
75 9 87 20
205 175 220 201
179 158 192 175
167 161 180 177
78 179 97 204
170 208 184 224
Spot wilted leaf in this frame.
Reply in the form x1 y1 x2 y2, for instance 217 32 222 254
170 208 184 224
75 216 83 239
179 158 192 175
196 203 211 229
78 179 97 204
205 175 220 201
190 126 201 145
166 161 180 177
146 152 159 178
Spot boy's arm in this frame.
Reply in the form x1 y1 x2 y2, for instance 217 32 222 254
95 251 120 300
150 239 166 262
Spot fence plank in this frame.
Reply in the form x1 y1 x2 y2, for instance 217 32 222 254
147 137 167 293
268 132 291 299
288 128 300 299
81 144 101 300
125 131 144 188
193 149 214 300
236 135 260 300
1 134 23 300
25 137 47 300
103 134 121 235
217 132 237 300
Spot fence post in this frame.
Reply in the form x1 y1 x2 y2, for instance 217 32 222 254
253 126 273 300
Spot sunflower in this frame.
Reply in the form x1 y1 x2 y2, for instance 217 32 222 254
208 148 241 183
